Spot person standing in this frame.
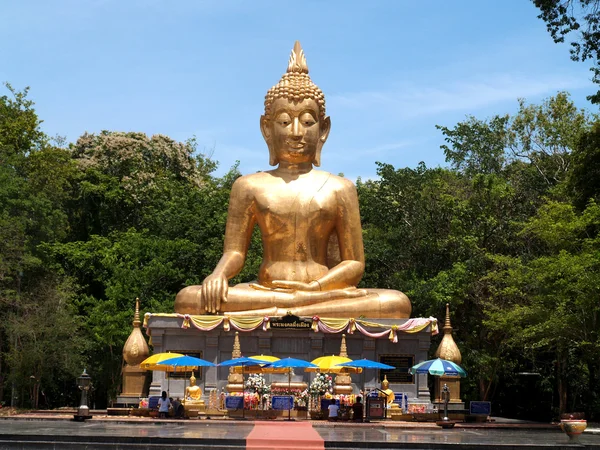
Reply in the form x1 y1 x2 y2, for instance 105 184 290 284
327 399 339 421
158 391 171 419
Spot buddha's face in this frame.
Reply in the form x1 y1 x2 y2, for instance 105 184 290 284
261 98 330 166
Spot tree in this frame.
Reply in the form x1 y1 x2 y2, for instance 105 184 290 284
568 120 600 209
0 84 84 407
533 0 600 103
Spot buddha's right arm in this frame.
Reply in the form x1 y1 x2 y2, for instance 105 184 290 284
202 178 256 313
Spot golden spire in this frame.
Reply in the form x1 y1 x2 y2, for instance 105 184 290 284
133 297 141 327
434 303 462 364
287 41 309 74
232 331 241 359
122 298 149 365
339 333 348 358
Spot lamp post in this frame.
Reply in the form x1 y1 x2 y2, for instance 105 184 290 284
73 369 92 422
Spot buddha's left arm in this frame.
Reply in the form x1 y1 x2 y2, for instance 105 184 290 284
314 181 365 290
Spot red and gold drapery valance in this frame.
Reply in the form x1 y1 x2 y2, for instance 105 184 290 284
144 313 438 344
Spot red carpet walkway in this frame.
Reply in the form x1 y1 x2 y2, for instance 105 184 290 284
246 421 325 450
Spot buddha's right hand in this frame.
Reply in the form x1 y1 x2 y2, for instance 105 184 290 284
201 273 228 314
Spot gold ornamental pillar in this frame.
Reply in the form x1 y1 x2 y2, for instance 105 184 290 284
225 332 244 394
434 304 462 403
118 298 150 405
333 334 353 395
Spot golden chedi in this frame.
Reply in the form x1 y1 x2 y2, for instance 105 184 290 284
434 303 462 403
120 298 150 401
175 41 411 319
333 335 352 395
225 332 244 394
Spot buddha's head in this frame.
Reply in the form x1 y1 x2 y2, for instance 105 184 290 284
190 371 197 386
261 41 331 167
381 375 389 389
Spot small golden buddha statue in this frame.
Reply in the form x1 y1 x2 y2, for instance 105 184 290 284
174 41 411 319
379 375 396 408
185 372 203 401
183 371 205 418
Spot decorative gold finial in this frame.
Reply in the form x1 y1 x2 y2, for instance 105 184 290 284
339 334 348 358
434 303 462 364
133 297 141 327
287 41 309 74
232 331 241 359
444 303 452 331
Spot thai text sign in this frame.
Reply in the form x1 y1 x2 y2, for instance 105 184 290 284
225 396 244 410
271 395 294 410
270 314 312 330
470 401 491 415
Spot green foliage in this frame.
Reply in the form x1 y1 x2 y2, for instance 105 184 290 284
568 121 600 209
533 0 600 103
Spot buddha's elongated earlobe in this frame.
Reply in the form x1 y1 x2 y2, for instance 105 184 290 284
314 116 331 167
260 115 278 166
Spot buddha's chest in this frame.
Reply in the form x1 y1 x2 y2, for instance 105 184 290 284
253 181 337 231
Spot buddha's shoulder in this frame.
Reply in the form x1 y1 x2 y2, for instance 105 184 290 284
231 172 269 189
317 170 356 191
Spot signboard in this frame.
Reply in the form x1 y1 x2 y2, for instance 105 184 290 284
379 355 414 383
225 395 244 410
270 314 312 330
367 397 385 419
271 395 294 411
394 392 408 411
470 401 491 416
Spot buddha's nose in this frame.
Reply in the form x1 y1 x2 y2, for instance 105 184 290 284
291 117 302 138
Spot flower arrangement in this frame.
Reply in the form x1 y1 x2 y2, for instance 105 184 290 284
245 374 270 396
309 373 333 396
244 392 259 409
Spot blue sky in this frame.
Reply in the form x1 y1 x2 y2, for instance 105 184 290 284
1 0 597 180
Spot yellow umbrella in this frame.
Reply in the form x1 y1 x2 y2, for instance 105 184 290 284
306 355 362 374
140 352 188 372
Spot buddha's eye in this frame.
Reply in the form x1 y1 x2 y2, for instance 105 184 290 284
300 113 316 127
276 113 291 126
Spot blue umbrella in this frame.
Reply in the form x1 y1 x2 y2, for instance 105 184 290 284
218 356 272 367
160 355 216 368
334 358 396 396
267 357 318 369
334 359 395 370
265 358 318 420
409 358 467 377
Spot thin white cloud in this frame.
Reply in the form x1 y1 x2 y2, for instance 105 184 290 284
330 72 589 120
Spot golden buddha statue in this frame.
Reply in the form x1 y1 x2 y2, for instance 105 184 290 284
379 375 396 408
183 371 205 418
175 41 411 319
185 372 203 401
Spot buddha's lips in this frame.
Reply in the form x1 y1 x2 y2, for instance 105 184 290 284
286 141 305 150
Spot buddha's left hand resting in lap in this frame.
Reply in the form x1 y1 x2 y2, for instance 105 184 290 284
175 42 411 319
